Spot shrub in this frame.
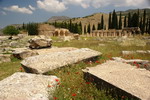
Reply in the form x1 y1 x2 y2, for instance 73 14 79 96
3 26 19 35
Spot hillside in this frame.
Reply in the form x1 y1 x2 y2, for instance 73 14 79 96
47 16 71 23
116 8 150 17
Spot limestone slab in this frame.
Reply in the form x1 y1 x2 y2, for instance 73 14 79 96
83 61 150 100
21 48 101 74
0 72 59 100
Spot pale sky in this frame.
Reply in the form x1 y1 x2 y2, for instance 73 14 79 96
0 0 149 28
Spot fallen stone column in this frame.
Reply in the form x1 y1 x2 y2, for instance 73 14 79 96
0 72 59 100
83 61 150 100
21 48 102 74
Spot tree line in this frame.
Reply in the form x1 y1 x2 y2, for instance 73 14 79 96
51 20 82 34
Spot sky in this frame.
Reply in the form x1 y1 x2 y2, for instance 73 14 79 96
0 0 150 28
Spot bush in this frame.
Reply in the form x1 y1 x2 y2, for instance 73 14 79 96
3 26 19 35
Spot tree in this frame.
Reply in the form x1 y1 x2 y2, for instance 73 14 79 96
84 25 87 34
141 9 146 34
87 24 91 33
26 22 38 35
69 19 72 32
139 17 143 30
22 22 26 30
3 26 19 35
124 16 127 28
131 13 138 27
108 13 112 29
100 15 104 29
148 19 150 34
128 12 131 27
112 10 118 29
119 12 122 29
146 18 148 33
98 23 101 30
137 9 140 27
92 24 96 31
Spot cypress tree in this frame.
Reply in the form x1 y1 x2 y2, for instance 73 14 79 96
79 22 82 34
146 18 148 33
131 13 138 27
87 24 90 33
112 10 118 29
148 19 150 34
84 25 87 34
139 17 143 30
98 23 101 30
92 24 96 31
137 9 140 27
128 12 131 27
119 12 122 29
101 15 104 29
108 13 112 29
69 19 72 32
142 9 146 34
124 16 127 28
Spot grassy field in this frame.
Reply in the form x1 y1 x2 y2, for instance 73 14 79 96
0 36 150 100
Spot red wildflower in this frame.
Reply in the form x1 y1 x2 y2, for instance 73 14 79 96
47 84 52 88
75 72 79 74
86 82 91 84
55 79 59 82
20 67 23 72
136 64 140 68
122 96 125 99
57 82 60 85
133 61 137 65
53 97 58 100
144 64 147 67
95 61 100 63
72 93 76 96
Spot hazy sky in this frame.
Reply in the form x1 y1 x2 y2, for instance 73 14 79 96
0 0 149 28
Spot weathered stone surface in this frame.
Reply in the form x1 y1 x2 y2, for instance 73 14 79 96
122 51 135 55
33 47 77 55
12 48 39 59
83 61 150 100
0 54 11 63
0 72 59 100
28 35 52 49
112 57 149 64
122 50 150 55
9 41 18 47
21 48 101 74
62 36 73 42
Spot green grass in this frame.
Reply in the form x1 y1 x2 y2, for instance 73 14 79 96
0 57 21 80
0 36 150 100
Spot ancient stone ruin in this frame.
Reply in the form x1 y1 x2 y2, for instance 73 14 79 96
83 60 150 100
0 72 59 100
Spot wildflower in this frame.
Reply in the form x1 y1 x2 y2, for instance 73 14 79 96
47 84 52 88
136 64 140 68
75 72 79 74
121 96 126 99
55 79 59 82
95 61 99 63
133 61 136 65
20 67 23 72
86 82 91 84
57 82 60 85
72 93 76 96
53 97 58 100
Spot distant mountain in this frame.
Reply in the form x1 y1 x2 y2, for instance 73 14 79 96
116 8 150 17
47 16 71 23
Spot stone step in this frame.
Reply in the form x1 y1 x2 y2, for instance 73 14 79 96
83 61 150 100
0 72 59 100
21 48 102 74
